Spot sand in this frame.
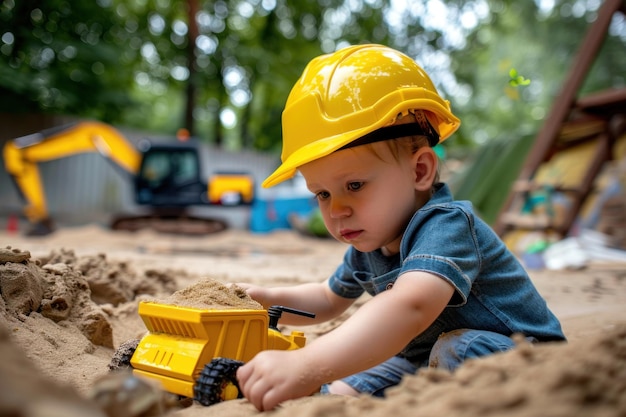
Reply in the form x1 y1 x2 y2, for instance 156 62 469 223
1 224 625 417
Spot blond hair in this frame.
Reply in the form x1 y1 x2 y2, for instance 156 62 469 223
364 133 441 186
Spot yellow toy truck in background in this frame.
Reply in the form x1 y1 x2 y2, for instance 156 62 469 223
208 172 255 206
112 301 315 406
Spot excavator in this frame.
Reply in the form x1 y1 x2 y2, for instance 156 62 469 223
3 121 255 236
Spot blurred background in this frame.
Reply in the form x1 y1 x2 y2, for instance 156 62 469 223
1 0 625 248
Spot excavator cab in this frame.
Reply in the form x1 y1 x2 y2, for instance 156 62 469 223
135 142 208 207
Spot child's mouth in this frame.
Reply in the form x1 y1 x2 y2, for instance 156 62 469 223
340 229 362 240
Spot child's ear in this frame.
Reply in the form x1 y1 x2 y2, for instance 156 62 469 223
412 147 438 191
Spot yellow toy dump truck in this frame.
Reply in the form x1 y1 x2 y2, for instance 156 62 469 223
111 301 314 406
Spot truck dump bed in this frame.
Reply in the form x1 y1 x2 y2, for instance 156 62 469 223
131 301 268 397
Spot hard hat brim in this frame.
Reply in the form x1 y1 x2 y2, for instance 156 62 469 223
262 97 460 188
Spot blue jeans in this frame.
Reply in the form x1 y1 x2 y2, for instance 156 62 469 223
321 329 520 396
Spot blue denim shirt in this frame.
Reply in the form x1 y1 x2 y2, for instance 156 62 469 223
328 183 565 362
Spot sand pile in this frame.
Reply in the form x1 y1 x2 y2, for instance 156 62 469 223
0 319 107 417
196 323 626 417
371 326 626 417
0 244 183 417
0 246 179 347
1 246 112 347
0 235 625 417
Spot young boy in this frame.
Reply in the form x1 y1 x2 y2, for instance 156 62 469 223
236 44 565 411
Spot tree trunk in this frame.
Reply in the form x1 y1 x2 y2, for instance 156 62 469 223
184 0 200 136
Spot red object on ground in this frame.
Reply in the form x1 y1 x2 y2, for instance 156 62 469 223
6 215 18 234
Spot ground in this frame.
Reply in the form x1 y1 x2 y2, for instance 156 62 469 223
0 225 625 417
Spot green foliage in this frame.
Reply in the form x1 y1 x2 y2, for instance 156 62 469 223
0 0 137 121
449 132 536 225
0 0 624 164
508 68 531 87
447 0 623 158
307 208 330 238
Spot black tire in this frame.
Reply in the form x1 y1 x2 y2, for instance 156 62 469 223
194 357 245 406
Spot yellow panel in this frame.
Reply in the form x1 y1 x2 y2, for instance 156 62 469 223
534 140 598 188
133 369 195 398
134 301 268 392
131 334 206 381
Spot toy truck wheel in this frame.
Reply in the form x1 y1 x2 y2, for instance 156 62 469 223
194 357 244 406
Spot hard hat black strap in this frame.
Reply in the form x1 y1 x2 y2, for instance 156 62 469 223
338 117 439 151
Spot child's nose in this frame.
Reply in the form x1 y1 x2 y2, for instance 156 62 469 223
329 198 351 218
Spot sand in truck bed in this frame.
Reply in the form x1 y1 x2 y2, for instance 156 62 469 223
156 279 262 310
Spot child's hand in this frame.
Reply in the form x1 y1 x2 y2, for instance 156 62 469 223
232 283 269 308
236 349 321 411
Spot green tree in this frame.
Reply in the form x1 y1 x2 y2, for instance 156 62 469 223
448 0 626 153
0 0 137 121
1 0 624 153
447 0 626 223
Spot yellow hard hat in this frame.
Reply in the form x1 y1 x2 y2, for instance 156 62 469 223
262 44 461 188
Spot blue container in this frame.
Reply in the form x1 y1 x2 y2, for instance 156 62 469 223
250 196 318 233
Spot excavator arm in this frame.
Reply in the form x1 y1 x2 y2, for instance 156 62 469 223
3 121 142 235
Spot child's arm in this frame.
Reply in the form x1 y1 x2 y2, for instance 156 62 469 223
238 280 355 325
237 270 455 411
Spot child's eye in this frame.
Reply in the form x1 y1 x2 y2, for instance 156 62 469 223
315 191 330 200
347 182 364 191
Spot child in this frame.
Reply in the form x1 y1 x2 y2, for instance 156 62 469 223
236 44 565 411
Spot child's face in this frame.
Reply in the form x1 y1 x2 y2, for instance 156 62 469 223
300 141 426 255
